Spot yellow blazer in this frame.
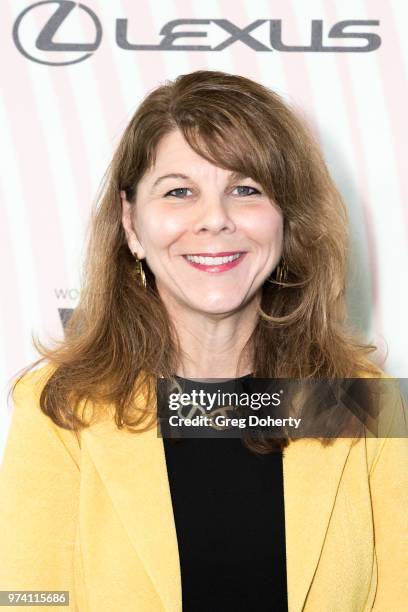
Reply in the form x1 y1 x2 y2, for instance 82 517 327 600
1 364 407 611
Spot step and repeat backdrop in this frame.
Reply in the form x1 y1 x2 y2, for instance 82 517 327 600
1 1 407 453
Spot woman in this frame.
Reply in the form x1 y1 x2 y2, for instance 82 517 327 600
0 70 407 612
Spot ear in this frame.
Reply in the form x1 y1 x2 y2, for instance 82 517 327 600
120 190 146 259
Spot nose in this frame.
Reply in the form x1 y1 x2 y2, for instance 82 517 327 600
192 193 236 234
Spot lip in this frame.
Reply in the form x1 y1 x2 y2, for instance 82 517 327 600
183 251 244 257
182 252 247 273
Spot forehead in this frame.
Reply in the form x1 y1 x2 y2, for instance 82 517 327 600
141 128 258 193
151 129 210 171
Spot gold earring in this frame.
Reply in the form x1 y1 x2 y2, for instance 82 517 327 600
132 252 146 288
269 259 288 288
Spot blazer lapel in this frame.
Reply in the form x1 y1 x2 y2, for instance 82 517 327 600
82 406 354 612
82 417 182 611
283 436 354 611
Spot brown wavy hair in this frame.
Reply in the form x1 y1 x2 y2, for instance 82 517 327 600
10 70 384 453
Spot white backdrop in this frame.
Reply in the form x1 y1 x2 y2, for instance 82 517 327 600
1 0 407 456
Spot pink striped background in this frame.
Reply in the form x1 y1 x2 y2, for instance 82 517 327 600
1 1 407 454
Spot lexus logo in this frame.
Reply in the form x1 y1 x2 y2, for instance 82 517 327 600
13 1 102 66
13 1 381 66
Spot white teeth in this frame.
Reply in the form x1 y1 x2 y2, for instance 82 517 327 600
185 253 242 265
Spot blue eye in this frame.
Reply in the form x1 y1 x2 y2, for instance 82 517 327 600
164 185 261 198
234 186 261 196
164 187 192 198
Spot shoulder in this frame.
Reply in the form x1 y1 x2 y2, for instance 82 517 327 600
355 369 408 472
11 361 57 402
7 362 81 469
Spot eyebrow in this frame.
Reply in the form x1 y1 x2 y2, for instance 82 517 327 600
151 171 251 190
152 173 189 188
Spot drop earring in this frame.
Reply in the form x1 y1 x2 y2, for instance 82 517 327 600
268 259 288 288
132 252 146 289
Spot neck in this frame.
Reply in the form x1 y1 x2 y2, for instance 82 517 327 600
162 296 259 379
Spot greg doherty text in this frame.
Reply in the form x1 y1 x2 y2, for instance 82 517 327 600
168 415 302 429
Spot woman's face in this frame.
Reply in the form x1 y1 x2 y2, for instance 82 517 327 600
121 129 283 317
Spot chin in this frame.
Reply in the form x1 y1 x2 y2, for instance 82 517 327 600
189 298 245 316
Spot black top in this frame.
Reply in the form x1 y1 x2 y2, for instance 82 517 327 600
160 375 288 612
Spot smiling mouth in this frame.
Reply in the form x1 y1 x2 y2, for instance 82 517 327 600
182 252 247 271
185 252 242 264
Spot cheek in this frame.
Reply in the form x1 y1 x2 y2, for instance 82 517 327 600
243 209 283 249
142 212 186 250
